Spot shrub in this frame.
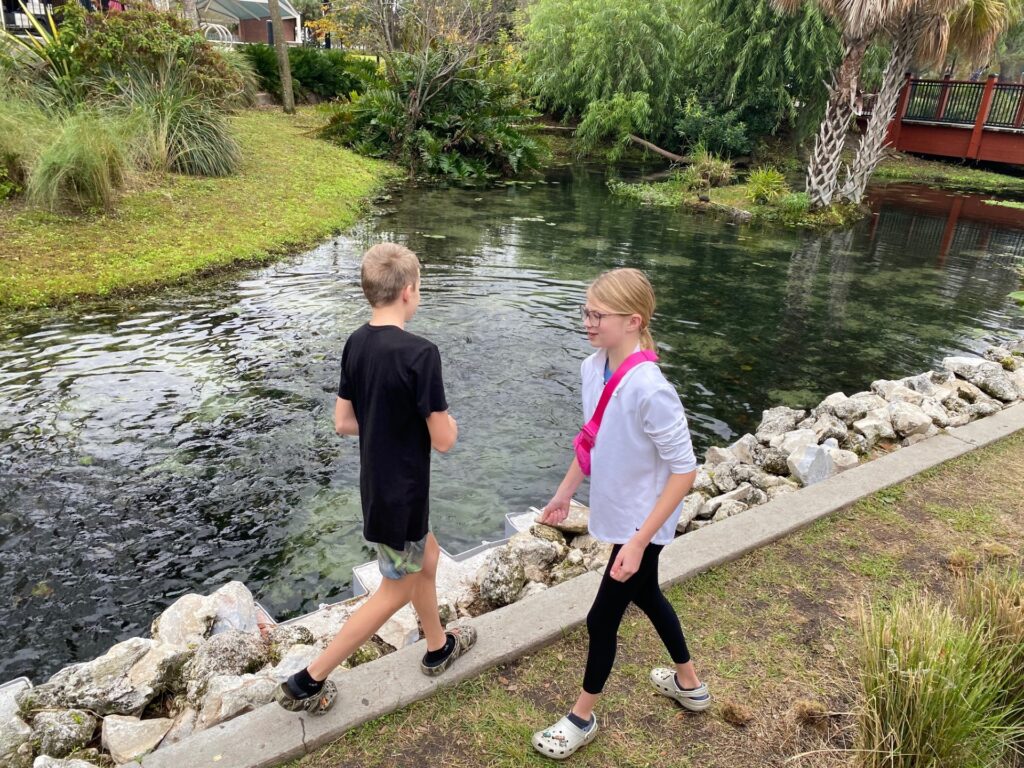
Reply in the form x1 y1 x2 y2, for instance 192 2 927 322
776 191 811 220
858 595 1022 768
27 109 130 210
746 166 788 204
674 93 751 157
955 568 1024 730
0 166 17 200
689 142 734 188
321 50 541 179
0 95 50 186
240 44 374 103
112 56 241 177
574 92 652 160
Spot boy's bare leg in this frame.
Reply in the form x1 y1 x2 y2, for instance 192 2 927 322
410 533 447 652
306 574 418 681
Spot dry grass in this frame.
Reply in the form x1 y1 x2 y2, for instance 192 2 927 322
286 432 1024 768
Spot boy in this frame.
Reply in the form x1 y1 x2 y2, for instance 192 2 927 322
277 242 476 715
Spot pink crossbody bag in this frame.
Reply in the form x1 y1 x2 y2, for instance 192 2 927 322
573 349 659 476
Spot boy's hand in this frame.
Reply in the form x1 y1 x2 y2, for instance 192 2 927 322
538 495 571 526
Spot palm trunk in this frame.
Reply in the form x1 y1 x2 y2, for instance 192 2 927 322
840 16 922 203
180 0 201 30
268 0 295 115
805 38 869 209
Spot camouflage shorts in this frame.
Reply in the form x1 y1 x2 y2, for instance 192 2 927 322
375 534 430 580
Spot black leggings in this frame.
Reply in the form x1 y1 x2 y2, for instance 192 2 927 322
583 542 691 695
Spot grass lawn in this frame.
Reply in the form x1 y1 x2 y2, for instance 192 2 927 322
0 109 399 311
288 431 1024 768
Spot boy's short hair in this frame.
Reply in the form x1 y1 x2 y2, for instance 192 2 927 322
361 243 421 307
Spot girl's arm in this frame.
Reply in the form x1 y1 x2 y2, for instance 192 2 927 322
610 470 696 581
611 384 699 581
538 457 585 525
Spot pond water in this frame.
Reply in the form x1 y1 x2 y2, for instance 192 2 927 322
1 163 1022 681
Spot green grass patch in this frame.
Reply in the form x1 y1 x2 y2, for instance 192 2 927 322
874 155 1024 197
984 199 1024 210
0 108 399 311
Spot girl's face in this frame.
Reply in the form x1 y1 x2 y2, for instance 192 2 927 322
582 294 641 349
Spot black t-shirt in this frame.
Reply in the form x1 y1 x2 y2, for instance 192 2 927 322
337 323 448 549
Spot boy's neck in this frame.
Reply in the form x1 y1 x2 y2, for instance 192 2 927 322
369 305 407 329
607 336 640 371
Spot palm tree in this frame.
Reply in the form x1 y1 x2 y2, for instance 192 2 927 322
774 0 915 208
268 0 296 114
840 0 1017 203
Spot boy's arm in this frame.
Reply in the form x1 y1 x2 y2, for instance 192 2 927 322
426 411 458 453
334 397 359 436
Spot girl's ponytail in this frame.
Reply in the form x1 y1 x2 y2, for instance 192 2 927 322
588 268 657 350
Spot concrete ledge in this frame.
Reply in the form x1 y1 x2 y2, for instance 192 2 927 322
140 402 1024 768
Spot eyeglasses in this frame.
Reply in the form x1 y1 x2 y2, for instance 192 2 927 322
580 305 629 327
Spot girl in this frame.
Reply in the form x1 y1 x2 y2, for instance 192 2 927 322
533 268 711 760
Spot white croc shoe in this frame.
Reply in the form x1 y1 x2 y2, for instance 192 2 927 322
650 668 713 712
532 715 599 760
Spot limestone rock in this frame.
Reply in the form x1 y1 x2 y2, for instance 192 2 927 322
833 392 886 425
182 630 269 705
871 380 924 405
787 440 853 486
983 344 1018 370
943 356 1019 402
707 459 739 492
20 637 162 716
194 674 276 731
101 714 173 764
702 484 756 518
918 397 950 427
899 370 955 397
683 518 716 533
265 625 316 659
32 758 101 768
151 593 215 649
813 392 849 418
550 549 588 584
704 446 735 466
476 547 527 608
508 532 567 584
769 428 818 456
0 712 32 768
968 400 1002 419
570 534 613 570
756 446 791 476
268 644 319 681
767 481 799 500
755 406 806 443
729 433 761 464
824 445 859 471
887 401 933 437
853 407 896 446
693 466 719 496
546 500 590 535
208 581 260 636
812 413 848 443
712 499 748 521
529 524 567 547
676 493 708 532
160 706 197 747
31 709 97 759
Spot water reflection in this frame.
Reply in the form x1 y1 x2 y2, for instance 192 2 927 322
0 168 1021 681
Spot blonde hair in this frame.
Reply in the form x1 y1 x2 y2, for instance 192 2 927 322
587 268 657 350
361 243 420 307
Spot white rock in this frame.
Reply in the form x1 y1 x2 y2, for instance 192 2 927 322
853 407 896 445
704 446 734 466
507 532 566 584
887 401 933 437
693 467 718 496
375 607 421 650
546 500 590 535
919 397 950 427
476 547 526 608
873 380 925 405
101 714 173 764
702 484 755 517
943 356 1019 402
182 630 269 705
769 428 818 456
32 759 100 768
815 392 849 416
516 581 549 601
160 706 197 747
208 581 260 636
729 433 761 464
812 413 848 443
767 482 799 500
899 370 955 397
194 674 276 731
824 446 859 471
268 644 319 681
787 443 837 486
0 713 32 768
833 392 887 425
712 500 748 521
708 459 739 492
19 637 159 716
683 518 716 533
755 406 806 443
676 494 707 532
151 593 215 649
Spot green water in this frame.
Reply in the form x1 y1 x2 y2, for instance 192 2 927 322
0 164 1021 681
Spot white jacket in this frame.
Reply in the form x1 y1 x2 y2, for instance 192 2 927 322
581 348 698 545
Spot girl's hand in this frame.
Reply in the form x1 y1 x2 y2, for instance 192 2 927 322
610 539 645 582
538 495 571 526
